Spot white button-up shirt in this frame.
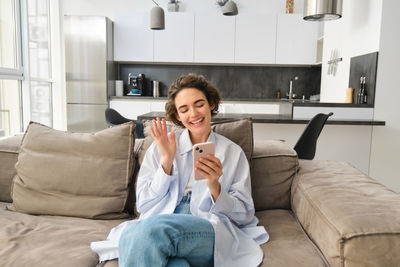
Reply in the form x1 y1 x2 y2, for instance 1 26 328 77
91 129 269 266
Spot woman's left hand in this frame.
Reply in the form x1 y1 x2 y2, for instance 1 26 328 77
195 154 223 201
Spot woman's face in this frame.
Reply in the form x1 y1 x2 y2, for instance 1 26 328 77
174 88 214 143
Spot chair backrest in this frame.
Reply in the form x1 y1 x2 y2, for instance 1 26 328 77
105 108 131 126
105 108 144 138
293 112 333 160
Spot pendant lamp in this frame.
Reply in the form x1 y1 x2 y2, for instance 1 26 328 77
304 0 342 21
150 0 165 30
222 1 238 16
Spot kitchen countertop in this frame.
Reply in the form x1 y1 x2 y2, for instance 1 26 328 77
110 96 373 108
137 112 385 126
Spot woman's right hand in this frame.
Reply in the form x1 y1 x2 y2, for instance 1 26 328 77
149 117 176 175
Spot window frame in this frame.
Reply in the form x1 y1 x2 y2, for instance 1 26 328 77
0 0 24 136
0 0 23 79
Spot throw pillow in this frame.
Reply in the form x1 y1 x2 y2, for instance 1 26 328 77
8 122 136 219
211 117 253 163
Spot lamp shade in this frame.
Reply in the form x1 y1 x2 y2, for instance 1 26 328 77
150 6 165 30
222 0 238 16
304 0 342 21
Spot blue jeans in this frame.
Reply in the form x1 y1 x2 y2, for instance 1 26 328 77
119 192 215 267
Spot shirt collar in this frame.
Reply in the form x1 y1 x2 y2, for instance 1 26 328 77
179 128 216 155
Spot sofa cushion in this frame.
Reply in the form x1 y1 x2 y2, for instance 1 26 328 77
0 135 23 202
8 122 136 219
251 140 298 211
0 202 126 267
256 209 329 267
292 160 400 267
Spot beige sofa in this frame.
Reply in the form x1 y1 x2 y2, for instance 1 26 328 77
1 120 400 267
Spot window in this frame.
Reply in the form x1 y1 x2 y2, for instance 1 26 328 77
26 0 53 127
0 80 21 137
0 0 23 137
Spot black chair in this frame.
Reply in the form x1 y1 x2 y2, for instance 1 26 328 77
293 112 333 160
105 108 144 138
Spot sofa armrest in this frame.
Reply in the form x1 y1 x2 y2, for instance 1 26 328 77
291 160 400 267
0 135 23 202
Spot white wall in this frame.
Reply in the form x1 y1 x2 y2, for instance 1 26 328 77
369 0 400 192
320 0 382 102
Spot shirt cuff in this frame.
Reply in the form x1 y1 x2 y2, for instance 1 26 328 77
210 187 234 215
150 163 178 196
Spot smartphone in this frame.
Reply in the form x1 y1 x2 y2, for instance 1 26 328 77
192 142 215 180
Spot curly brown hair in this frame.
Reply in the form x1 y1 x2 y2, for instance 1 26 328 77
165 73 222 127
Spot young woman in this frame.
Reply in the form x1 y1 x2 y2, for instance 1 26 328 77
91 74 268 267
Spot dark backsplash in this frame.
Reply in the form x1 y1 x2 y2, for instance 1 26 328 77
118 63 321 100
349 52 378 105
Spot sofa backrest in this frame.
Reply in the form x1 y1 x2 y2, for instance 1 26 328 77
0 135 23 202
0 127 298 214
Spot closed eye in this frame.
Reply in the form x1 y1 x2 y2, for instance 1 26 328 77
178 99 206 113
195 103 204 108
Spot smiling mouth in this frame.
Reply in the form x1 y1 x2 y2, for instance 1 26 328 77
190 118 204 126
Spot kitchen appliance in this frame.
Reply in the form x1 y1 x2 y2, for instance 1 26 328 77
303 0 342 21
152 80 160 97
64 15 116 133
115 80 123 97
127 73 146 96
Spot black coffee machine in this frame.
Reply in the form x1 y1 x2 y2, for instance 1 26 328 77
127 73 146 96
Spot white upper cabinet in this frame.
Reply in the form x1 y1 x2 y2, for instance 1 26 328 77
114 12 154 62
235 14 277 64
194 13 235 63
276 14 319 65
114 12 319 65
154 12 194 63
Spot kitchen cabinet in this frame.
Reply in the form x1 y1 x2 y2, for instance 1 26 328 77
110 98 167 119
109 98 283 120
235 14 277 64
292 106 374 120
275 14 319 65
114 12 319 65
194 13 235 63
114 12 154 62
154 12 194 63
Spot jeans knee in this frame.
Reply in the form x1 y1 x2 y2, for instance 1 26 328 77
120 215 178 250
